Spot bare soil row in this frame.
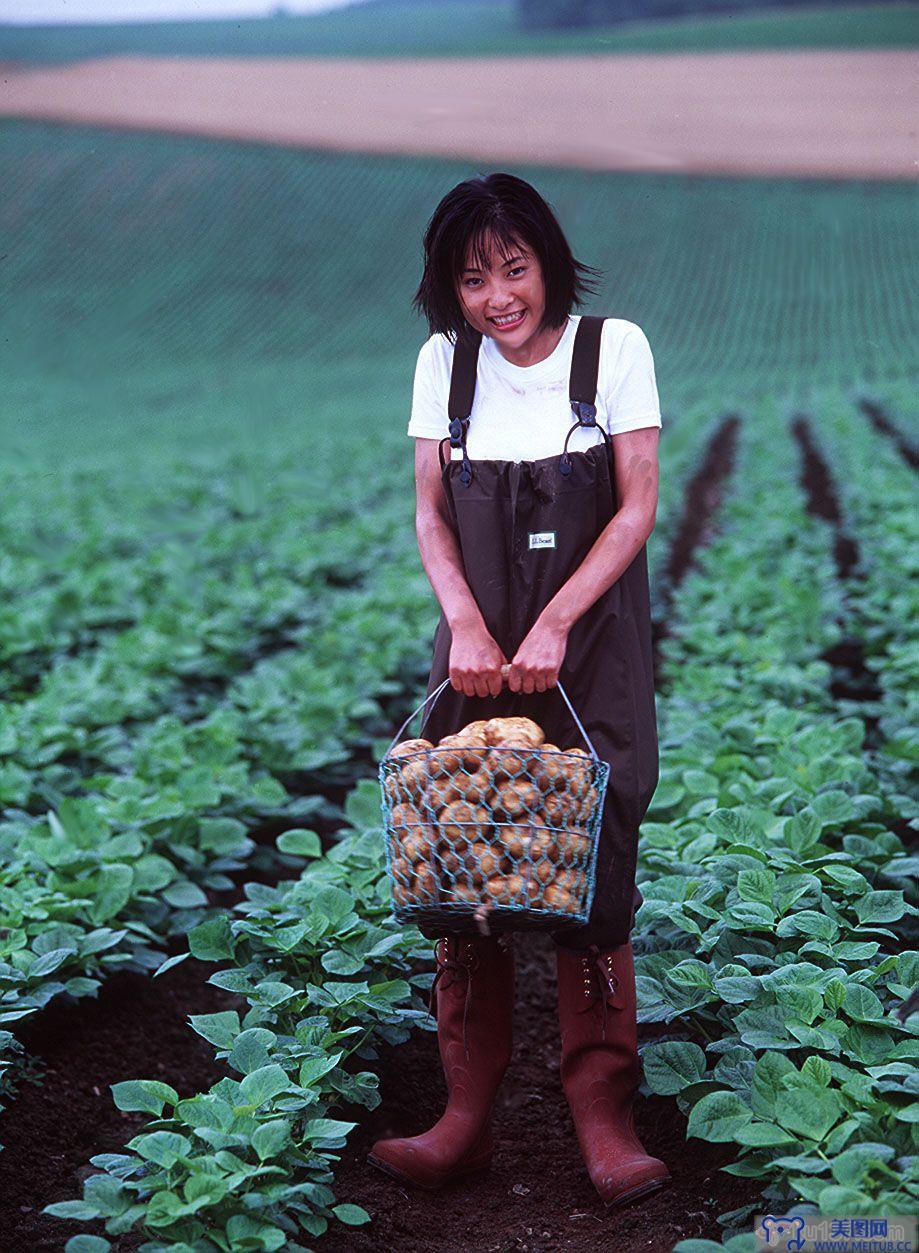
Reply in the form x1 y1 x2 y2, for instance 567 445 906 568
2 50 917 180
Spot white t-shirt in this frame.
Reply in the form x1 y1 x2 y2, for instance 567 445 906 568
407 314 661 461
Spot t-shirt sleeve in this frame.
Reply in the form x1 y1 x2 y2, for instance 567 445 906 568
602 323 662 436
407 334 452 439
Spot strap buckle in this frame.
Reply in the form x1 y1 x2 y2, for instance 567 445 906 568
449 417 468 448
570 401 597 427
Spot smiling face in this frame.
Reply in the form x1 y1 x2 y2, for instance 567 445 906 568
455 231 565 366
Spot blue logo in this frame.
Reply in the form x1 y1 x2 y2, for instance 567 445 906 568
759 1216 807 1251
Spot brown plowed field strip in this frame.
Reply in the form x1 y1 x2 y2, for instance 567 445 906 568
1 48 917 179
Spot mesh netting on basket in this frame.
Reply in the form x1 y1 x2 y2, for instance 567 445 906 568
379 666 610 935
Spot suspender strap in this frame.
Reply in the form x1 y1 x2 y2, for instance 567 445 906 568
445 329 481 486
568 315 604 424
561 315 609 478
448 330 482 424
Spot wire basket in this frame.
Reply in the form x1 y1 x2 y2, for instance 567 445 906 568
378 666 609 935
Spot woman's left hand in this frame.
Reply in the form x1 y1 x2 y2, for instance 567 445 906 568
506 615 570 694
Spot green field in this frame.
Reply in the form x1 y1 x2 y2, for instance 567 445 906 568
0 1 916 62
0 108 917 1250
2 119 917 479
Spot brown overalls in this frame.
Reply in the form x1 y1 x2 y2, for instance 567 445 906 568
417 316 658 949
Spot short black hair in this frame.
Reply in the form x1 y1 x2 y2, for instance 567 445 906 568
412 172 602 342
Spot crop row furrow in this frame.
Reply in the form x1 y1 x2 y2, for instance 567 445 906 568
858 398 919 473
652 412 741 667
796 384 917 814
789 416 884 734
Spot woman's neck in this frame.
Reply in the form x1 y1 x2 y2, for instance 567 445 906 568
495 318 568 368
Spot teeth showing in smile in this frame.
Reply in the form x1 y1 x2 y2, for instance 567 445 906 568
491 310 525 327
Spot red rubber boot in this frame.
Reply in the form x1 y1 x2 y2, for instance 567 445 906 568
556 940 671 1208
368 933 515 1189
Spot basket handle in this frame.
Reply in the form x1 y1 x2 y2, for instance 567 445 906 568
386 664 600 761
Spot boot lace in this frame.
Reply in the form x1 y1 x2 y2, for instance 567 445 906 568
428 938 480 1059
582 944 621 1042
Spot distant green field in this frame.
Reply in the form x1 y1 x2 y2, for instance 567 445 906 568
1 119 916 476
0 1 915 62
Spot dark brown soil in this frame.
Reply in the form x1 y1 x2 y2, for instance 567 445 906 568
790 414 883 737
859 398 919 472
0 956 239 1252
652 414 740 681
320 933 763 1253
791 415 860 578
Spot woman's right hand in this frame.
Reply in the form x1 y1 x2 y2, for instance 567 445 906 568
449 626 508 699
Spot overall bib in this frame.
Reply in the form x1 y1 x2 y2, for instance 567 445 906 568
418 317 658 950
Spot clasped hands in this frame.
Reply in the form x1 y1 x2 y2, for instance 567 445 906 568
448 613 569 699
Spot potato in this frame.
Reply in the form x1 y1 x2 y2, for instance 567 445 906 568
489 744 536 785
390 737 434 760
449 863 478 891
553 868 587 898
392 880 411 906
532 857 557 884
495 779 541 819
390 856 413 885
439 800 490 843
529 828 561 867
484 717 545 748
543 883 579 913
531 743 567 792
431 733 489 775
413 865 440 901
383 768 413 806
401 757 432 800
437 845 463 877
564 788 599 830
400 829 436 864
390 801 433 832
452 764 498 807
554 830 590 865
442 883 480 905
496 824 532 862
560 747 592 791
427 774 464 812
459 719 491 740
484 873 527 904
543 790 579 827
467 840 509 882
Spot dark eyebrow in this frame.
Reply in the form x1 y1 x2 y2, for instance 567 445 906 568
462 254 526 274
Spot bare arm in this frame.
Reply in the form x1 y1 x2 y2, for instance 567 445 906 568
506 427 660 693
413 439 507 697
543 427 660 632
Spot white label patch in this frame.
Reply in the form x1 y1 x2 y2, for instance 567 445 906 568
528 531 556 550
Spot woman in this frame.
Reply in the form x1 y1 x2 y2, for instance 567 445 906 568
368 173 670 1209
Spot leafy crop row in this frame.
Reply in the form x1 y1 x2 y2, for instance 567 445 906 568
0 393 717 1134
26 400 717 1242
45 386 919 1251
43 783 432 1250
636 395 917 1247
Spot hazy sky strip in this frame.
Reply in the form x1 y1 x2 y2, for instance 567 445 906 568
1 0 356 24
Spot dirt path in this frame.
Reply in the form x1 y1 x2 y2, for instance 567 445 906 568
2 49 917 180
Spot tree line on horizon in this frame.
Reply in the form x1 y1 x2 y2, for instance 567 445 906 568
518 0 896 27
